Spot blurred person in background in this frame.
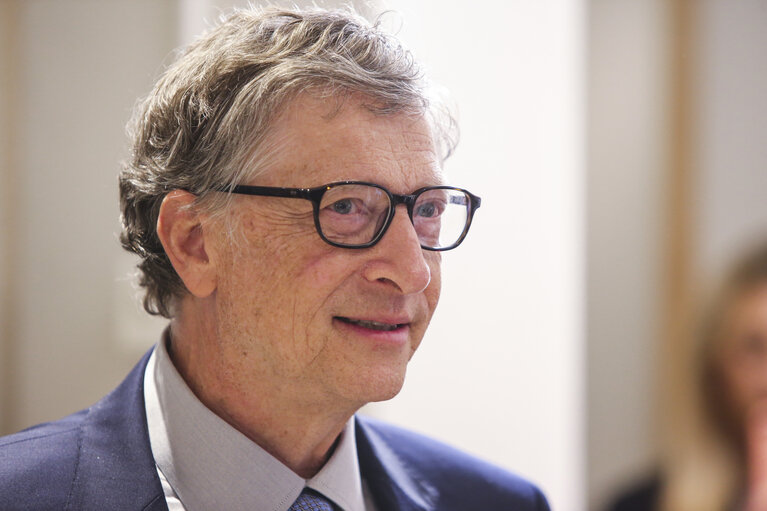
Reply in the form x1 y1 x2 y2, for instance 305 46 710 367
608 242 767 511
0 6 549 511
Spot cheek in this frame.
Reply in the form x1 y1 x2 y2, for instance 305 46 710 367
425 255 442 312
273 249 359 339
722 363 764 419
301 250 358 290
212 231 318 341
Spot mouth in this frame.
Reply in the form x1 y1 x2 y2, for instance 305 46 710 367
334 317 408 331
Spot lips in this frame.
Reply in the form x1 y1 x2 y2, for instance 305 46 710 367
335 317 407 331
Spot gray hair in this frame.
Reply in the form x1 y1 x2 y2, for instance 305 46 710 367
119 6 457 318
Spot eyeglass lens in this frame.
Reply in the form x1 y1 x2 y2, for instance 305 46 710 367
317 184 470 249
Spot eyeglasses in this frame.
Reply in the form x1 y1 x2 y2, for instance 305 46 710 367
217 181 481 251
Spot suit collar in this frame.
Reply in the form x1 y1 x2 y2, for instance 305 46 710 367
67 348 167 511
355 415 437 511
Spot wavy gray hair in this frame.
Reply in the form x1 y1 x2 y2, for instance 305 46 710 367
119 6 457 318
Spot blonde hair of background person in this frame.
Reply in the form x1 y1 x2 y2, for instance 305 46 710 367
661 243 767 511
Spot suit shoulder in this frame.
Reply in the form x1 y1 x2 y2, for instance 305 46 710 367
0 409 89 510
357 415 549 510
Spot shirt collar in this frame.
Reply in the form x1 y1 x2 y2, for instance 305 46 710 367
144 333 367 511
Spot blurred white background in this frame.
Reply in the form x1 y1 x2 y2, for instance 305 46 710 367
1 1 766 510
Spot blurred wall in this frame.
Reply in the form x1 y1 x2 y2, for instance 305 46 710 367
0 0 176 432
0 0 15 434
586 1 668 508
696 0 767 277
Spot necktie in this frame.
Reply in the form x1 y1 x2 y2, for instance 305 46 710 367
288 488 336 511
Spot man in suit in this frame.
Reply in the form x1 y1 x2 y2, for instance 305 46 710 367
0 6 549 510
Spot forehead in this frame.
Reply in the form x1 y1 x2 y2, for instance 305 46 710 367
253 94 443 190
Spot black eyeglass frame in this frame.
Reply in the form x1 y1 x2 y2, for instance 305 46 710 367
216 180 482 251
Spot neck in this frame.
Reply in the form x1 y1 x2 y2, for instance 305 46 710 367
167 300 357 478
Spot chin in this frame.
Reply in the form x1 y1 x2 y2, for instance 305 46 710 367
342 367 408 406
367 382 406 403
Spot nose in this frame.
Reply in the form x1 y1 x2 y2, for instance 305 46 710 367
361 205 433 294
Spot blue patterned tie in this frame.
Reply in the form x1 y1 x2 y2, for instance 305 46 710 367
288 488 336 511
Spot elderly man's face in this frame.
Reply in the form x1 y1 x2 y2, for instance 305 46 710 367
205 95 442 409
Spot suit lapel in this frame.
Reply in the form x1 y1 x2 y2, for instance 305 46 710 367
355 416 436 511
66 349 168 511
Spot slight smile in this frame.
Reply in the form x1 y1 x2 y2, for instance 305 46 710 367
334 317 409 332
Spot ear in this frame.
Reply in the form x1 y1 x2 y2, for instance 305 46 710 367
156 190 217 298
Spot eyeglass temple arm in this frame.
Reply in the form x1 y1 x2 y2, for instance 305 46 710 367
217 184 315 200
447 192 481 209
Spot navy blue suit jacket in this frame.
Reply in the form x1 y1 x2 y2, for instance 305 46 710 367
0 350 549 510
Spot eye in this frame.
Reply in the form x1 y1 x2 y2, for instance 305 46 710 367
330 198 356 215
415 200 444 218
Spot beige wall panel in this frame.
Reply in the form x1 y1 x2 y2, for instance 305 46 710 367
11 0 176 432
587 0 669 509
696 0 767 276
0 0 19 432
